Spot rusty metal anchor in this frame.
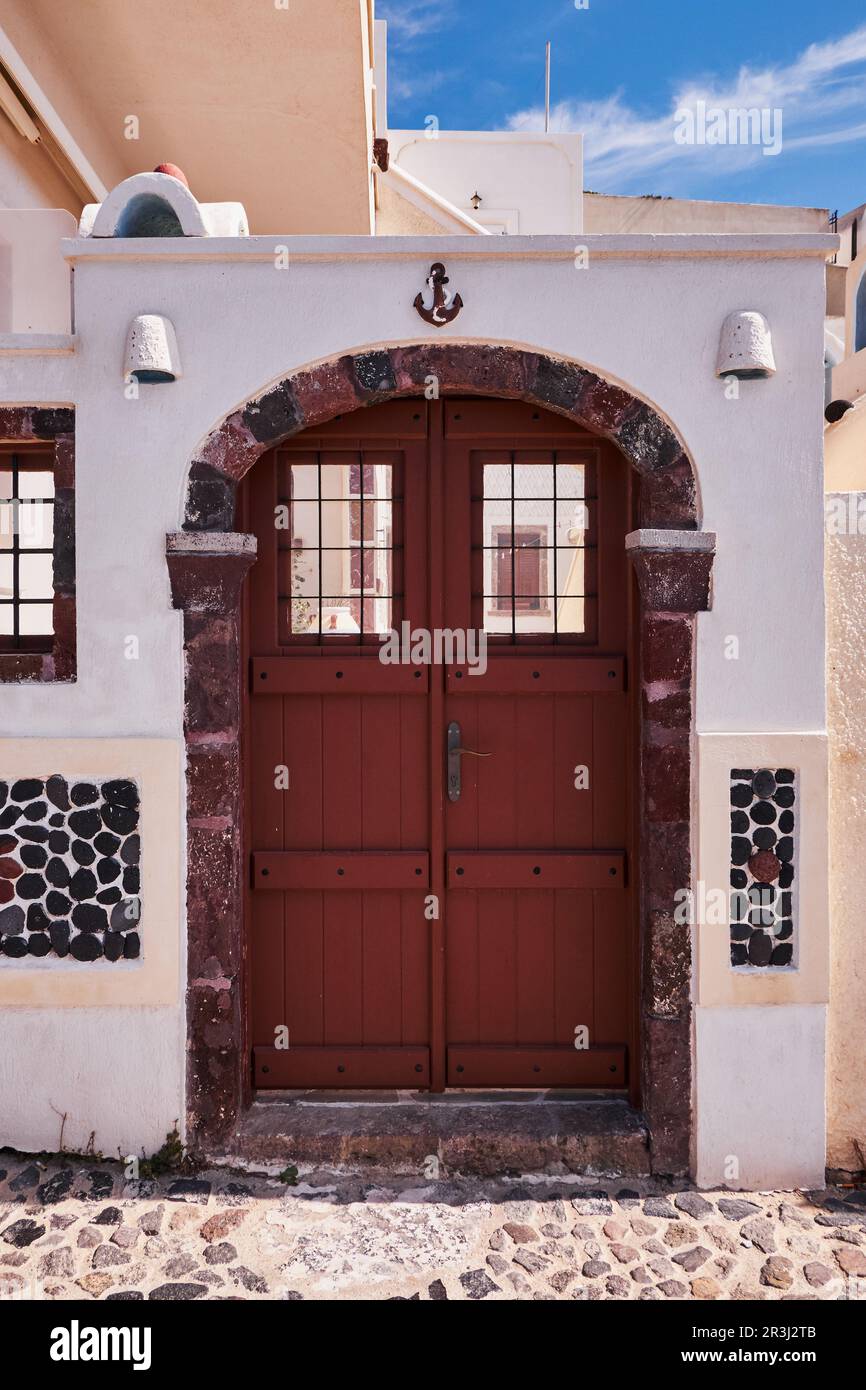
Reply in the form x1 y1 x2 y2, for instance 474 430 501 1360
414 263 463 327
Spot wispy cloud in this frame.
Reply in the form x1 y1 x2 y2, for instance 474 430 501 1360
507 24 866 191
389 69 453 102
377 1 453 43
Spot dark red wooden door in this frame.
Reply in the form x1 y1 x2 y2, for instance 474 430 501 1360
244 398 633 1090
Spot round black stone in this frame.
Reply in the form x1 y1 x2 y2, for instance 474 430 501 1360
19 844 47 869
72 903 108 933
49 921 70 955
122 866 140 894
749 905 775 929
96 886 123 905
45 775 70 811
0 903 25 935
748 931 773 966
22 800 47 822
778 863 794 889
730 890 748 921
730 869 748 890
748 882 777 906
94 832 120 856
752 769 776 798
730 811 749 835
770 943 793 966
27 933 52 957
0 806 21 828
68 810 102 839
750 800 777 825
123 932 141 959
110 899 141 933
778 810 794 834
71 839 96 867
45 858 70 888
773 785 795 808
776 836 794 863
48 830 70 854
96 857 121 885
104 780 139 809
46 891 72 917
26 902 50 931
17 825 49 842
730 783 752 808
70 932 102 961
70 782 98 806
2 936 27 957
731 836 751 866
775 768 795 783
11 779 43 802
101 803 138 835
731 943 748 966
68 868 97 902
776 919 794 940
730 922 751 941
752 826 777 850
777 891 792 917
48 813 64 827
0 781 6 808
16 873 46 900
120 834 140 867
104 932 124 961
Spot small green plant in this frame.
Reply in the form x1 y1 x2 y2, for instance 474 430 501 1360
138 1126 185 1180
278 1164 299 1185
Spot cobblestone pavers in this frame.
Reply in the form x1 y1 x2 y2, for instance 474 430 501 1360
1 1154 864 1301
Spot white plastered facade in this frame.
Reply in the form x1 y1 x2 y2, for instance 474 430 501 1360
0 230 832 1182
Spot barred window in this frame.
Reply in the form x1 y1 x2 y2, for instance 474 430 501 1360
0 451 55 650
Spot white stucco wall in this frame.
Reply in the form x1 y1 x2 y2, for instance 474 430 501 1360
825 493 866 1174
0 231 832 1176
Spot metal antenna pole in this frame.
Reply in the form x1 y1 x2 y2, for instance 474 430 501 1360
545 41 551 132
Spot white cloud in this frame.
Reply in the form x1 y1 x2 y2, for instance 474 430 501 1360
377 1 453 43
389 68 452 102
507 23 866 191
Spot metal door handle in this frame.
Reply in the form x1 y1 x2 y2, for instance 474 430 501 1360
447 721 492 802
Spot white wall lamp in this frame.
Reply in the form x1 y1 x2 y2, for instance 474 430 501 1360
716 310 776 380
124 314 182 384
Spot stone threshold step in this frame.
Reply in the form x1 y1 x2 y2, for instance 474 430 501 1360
222 1096 650 1178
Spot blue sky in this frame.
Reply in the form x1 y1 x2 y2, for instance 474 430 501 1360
377 0 866 213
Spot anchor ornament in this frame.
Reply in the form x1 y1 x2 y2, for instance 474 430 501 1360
414 262 464 327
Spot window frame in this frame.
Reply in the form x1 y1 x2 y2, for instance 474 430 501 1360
0 412 76 684
0 450 57 653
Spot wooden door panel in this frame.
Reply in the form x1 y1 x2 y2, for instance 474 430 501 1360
246 400 633 1092
281 694 322 848
591 887 631 1043
253 1047 430 1089
447 1046 626 1088
322 695 363 846
250 694 285 848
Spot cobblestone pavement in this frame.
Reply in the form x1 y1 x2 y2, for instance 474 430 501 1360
1 1153 865 1301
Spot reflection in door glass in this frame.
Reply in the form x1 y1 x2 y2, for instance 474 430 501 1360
478 454 594 638
278 455 397 638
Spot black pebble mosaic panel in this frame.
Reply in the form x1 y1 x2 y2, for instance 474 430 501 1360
729 767 796 970
0 777 141 961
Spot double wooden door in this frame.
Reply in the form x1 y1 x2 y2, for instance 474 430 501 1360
244 397 634 1091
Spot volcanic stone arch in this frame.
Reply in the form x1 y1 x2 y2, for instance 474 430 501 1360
168 345 712 1174
182 346 700 532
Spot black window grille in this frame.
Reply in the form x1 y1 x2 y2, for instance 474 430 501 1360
0 453 55 650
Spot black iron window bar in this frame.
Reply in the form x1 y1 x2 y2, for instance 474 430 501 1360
0 453 55 648
476 451 597 640
281 454 400 641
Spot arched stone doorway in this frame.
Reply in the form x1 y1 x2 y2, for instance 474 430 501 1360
166 345 714 1176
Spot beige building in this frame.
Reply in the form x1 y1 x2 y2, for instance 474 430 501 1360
0 0 849 1195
